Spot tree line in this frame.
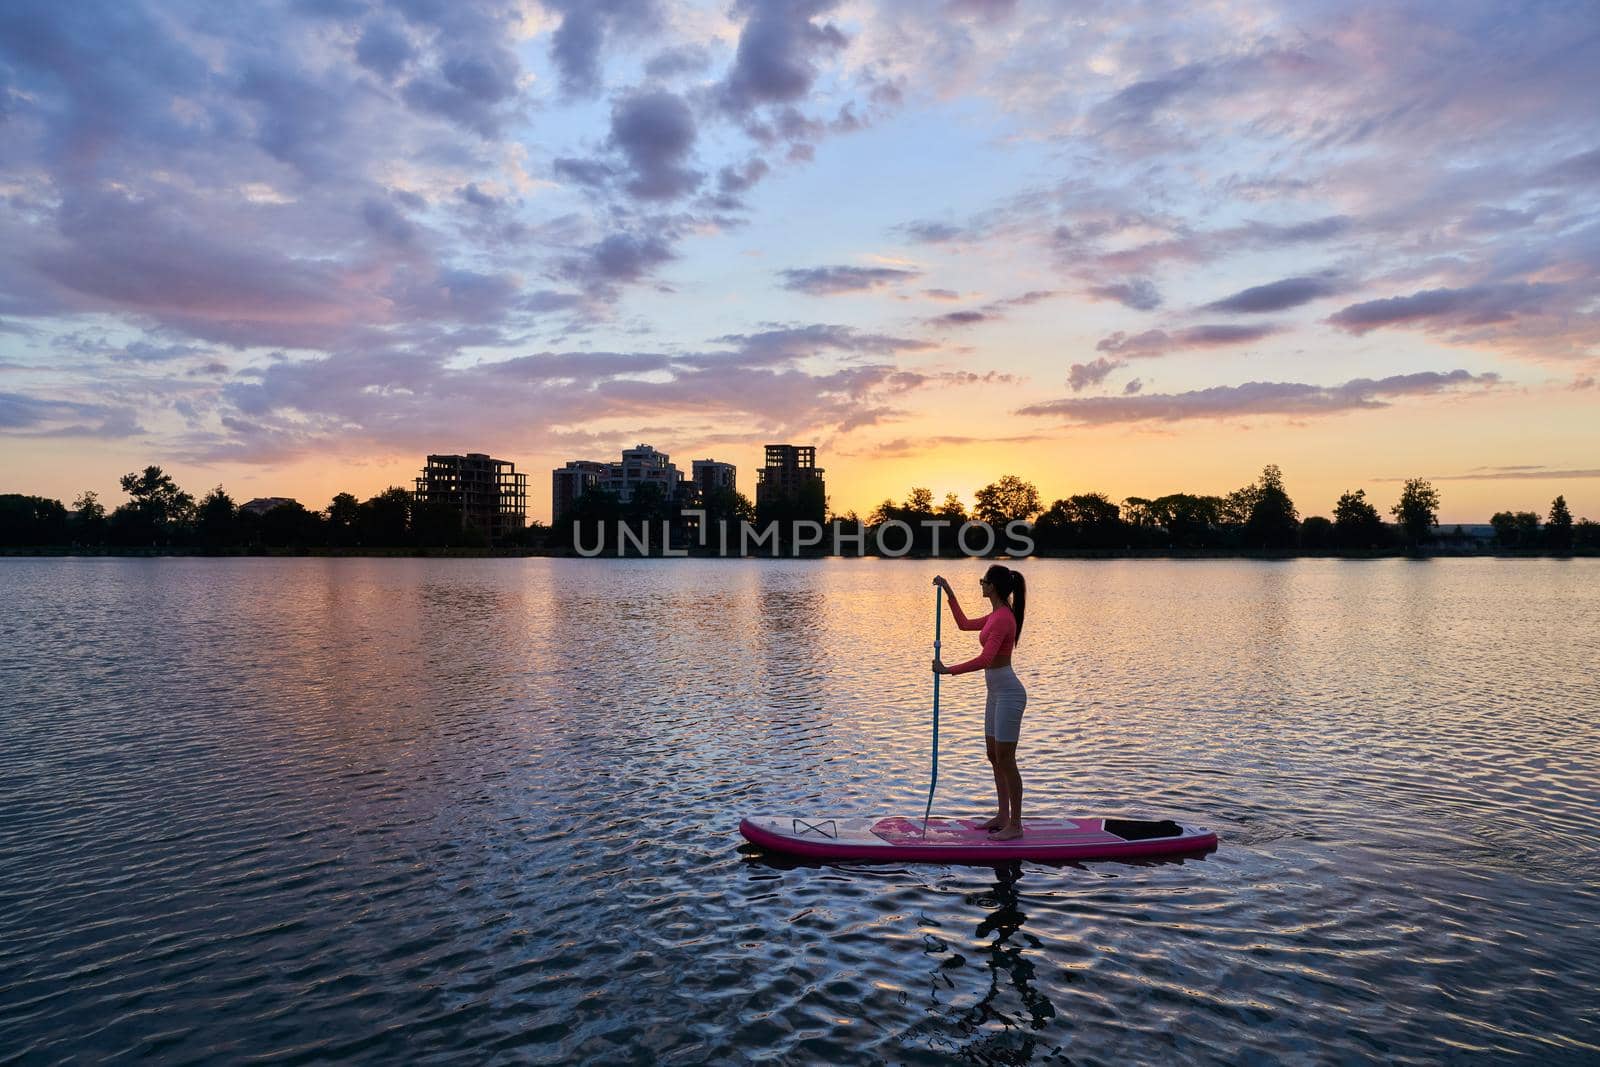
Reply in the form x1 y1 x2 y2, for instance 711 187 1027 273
2 463 1595 554
0 466 547 550
869 467 1598 554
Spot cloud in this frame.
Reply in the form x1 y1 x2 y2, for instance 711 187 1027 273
543 0 660 99
561 231 677 291
1090 63 1210 133
398 45 522 139
932 310 989 327
897 220 967 243
1018 370 1500 425
841 430 1045 458
1204 275 1343 314
0 391 143 437
361 196 416 245
709 323 933 363
1123 378 1143 395
716 158 770 198
547 91 707 203
1086 278 1162 311
28 188 366 347
646 44 713 79
1095 323 1282 358
207 317 954 463
1327 282 1563 335
113 342 209 363
996 290 1055 308
779 265 921 295
1541 145 1600 186
456 183 504 211
1068 357 1121 392
1376 467 1600 481
552 157 617 188
1083 214 1357 275
354 17 416 81
926 288 1059 328
717 0 848 116
609 90 702 201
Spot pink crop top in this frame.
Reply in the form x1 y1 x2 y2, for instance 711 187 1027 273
945 597 1017 675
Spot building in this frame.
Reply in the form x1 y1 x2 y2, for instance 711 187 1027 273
755 444 825 516
552 443 706 522
691 459 737 499
552 461 608 523
606 444 686 504
240 497 298 516
414 453 527 542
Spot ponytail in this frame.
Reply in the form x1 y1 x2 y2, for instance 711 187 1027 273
1011 571 1026 643
982 563 1026 643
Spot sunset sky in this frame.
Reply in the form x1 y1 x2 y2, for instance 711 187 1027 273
1 1 1596 524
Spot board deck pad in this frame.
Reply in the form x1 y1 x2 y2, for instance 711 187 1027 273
740 814 1217 864
872 816 1112 845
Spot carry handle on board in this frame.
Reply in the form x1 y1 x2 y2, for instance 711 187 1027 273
923 581 942 836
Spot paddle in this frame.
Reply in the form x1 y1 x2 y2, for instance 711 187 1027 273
923 580 942 836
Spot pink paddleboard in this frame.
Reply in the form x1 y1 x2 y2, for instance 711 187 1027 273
740 814 1217 863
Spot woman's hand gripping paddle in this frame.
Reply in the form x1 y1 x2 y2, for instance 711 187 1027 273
923 580 942 836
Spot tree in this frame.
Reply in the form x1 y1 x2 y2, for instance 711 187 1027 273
1333 489 1386 549
1491 509 1540 548
904 487 934 516
1390 479 1439 545
1547 495 1573 551
973 475 1041 527
1241 464 1299 549
327 492 361 546
1220 484 1259 529
937 493 966 522
359 487 413 546
1515 510 1542 547
196 486 238 548
702 486 754 526
1127 493 1225 549
558 486 621 553
868 497 899 526
0 495 69 546
1490 511 1517 547
71 490 108 544
1300 515 1334 550
260 501 326 548
73 490 105 522
118 466 195 529
1035 492 1124 551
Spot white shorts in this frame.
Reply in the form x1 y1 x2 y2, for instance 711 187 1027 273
983 664 1027 743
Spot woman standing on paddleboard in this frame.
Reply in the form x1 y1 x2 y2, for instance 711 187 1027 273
932 565 1028 840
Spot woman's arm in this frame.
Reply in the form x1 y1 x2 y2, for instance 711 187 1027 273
947 592 985 630
945 618 1010 675
935 576 984 630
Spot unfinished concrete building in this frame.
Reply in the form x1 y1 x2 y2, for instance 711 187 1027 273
414 453 528 542
756 444 825 513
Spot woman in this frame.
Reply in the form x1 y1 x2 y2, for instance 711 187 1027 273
932 565 1028 840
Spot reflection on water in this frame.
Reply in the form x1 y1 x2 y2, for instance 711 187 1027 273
1 557 1598 1063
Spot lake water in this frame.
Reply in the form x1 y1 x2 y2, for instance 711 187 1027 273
1 557 1597 1064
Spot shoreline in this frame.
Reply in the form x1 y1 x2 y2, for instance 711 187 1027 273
3 546 1595 560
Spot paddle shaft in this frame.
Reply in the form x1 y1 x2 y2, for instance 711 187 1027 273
923 584 942 835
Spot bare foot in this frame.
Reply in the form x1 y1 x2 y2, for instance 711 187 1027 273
991 825 1023 842
976 814 1006 831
